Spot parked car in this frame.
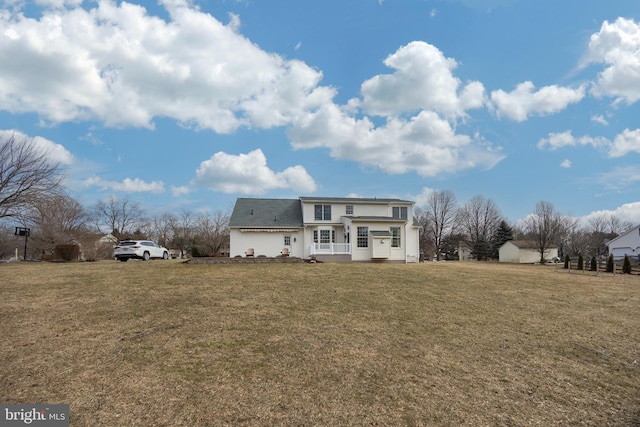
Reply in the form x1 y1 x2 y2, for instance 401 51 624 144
113 240 170 262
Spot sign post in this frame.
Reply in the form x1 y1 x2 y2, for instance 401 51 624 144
14 227 30 260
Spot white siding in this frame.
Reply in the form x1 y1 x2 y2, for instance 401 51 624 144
372 236 390 259
607 226 640 259
518 248 544 263
230 198 419 263
499 242 521 263
405 224 420 263
499 241 558 263
230 229 304 258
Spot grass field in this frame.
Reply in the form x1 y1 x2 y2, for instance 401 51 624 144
1 260 639 426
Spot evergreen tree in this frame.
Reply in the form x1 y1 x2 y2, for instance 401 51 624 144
606 254 614 273
564 254 570 269
590 256 597 271
623 255 632 274
491 220 514 260
577 254 584 270
472 237 492 261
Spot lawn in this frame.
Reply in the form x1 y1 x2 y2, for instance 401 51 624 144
1 260 639 426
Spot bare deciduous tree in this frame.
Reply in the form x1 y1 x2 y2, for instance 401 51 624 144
191 211 230 257
169 210 197 257
90 196 145 239
0 134 63 219
419 189 458 261
142 212 176 248
524 201 576 263
457 195 502 260
21 193 88 254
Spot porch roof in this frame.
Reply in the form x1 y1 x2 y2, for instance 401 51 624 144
239 228 301 232
370 230 392 237
346 215 407 223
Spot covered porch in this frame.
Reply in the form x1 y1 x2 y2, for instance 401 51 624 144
308 242 351 255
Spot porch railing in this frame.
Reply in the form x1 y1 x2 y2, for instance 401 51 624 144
309 242 351 255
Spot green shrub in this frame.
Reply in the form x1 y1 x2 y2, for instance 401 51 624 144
606 254 614 273
623 255 632 274
577 254 584 270
590 256 597 272
54 244 80 262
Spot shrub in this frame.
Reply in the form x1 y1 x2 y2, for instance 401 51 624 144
564 255 570 269
590 256 597 272
190 246 208 257
623 255 632 274
577 254 584 271
606 254 614 273
54 244 80 262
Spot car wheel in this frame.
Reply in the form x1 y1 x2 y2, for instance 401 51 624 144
118 258 128 262
163 251 169 260
142 251 150 261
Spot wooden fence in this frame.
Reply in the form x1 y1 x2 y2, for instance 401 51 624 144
563 257 640 275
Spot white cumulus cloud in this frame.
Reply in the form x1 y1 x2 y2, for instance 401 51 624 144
83 176 165 193
0 129 74 165
591 114 609 126
538 128 640 159
194 149 317 194
490 81 585 121
0 0 334 132
585 17 640 105
359 41 486 119
288 103 504 177
536 130 608 151
560 159 572 168
609 128 640 158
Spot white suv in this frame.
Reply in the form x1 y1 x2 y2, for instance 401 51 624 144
114 240 170 262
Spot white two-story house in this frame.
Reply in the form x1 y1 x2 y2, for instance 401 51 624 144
229 197 420 263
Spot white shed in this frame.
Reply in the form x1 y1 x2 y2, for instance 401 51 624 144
606 224 640 261
499 240 558 263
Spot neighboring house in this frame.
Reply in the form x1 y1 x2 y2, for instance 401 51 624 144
458 243 473 261
606 224 640 261
499 240 558 263
229 197 420 263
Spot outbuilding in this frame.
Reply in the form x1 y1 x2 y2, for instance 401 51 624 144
499 240 558 263
606 224 640 261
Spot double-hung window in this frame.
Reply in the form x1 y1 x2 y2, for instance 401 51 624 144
346 205 354 215
392 206 408 220
314 204 332 221
357 226 369 248
313 230 335 243
391 227 401 248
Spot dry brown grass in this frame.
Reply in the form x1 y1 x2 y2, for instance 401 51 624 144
1 260 639 426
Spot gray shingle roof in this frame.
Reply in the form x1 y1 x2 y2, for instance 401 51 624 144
370 230 392 237
508 240 558 249
229 198 303 228
299 196 413 204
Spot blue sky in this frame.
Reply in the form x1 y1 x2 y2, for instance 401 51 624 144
1 0 639 224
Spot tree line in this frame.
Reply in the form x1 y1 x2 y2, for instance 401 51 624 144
416 190 631 263
0 134 633 261
0 134 230 260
